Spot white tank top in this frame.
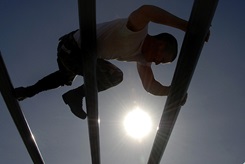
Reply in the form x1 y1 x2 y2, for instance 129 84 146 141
73 18 148 64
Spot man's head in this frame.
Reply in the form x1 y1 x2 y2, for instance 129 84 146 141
153 33 178 64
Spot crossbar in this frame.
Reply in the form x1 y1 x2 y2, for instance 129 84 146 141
147 0 219 163
0 52 44 164
77 0 100 164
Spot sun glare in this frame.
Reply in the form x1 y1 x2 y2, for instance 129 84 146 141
123 106 152 141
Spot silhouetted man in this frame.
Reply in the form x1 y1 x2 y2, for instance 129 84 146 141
15 5 188 119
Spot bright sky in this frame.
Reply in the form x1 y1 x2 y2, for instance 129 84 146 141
1 0 245 164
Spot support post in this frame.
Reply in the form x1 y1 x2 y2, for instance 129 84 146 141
147 0 219 163
77 0 100 164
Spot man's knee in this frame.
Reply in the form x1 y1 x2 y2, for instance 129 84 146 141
96 59 123 91
111 68 123 86
98 60 123 86
56 71 76 86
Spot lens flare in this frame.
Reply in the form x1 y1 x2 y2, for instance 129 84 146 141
123 107 152 140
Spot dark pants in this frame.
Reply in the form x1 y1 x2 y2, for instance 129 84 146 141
57 52 123 92
25 31 123 97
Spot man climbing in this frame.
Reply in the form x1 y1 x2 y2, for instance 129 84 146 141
15 5 188 119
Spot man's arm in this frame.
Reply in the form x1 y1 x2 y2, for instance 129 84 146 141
137 63 170 96
127 5 188 32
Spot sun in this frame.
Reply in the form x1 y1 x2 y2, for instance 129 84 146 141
123 106 152 141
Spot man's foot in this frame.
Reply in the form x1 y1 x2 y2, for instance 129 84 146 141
14 87 28 101
62 90 87 119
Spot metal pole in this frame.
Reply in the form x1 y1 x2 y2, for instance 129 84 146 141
77 0 100 164
148 0 219 163
0 53 44 164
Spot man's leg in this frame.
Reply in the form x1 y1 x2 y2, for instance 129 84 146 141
63 59 123 96
15 70 75 100
96 59 123 92
62 59 123 118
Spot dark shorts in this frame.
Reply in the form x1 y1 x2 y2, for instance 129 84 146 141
56 31 123 91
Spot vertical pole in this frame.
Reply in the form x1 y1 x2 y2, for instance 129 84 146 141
147 0 219 163
77 1 100 164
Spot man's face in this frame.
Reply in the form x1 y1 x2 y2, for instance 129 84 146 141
154 43 166 65
145 39 173 65
152 41 172 65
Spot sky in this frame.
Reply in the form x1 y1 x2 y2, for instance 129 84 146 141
0 0 245 164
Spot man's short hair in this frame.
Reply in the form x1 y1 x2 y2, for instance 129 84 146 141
153 33 178 62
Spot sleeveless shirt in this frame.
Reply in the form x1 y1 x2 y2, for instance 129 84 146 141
73 18 149 64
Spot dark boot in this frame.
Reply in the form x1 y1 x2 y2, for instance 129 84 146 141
62 85 87 119
14 87 36 101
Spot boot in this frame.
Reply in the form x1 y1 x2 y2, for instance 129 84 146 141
62 85 87 119
14 86 37 101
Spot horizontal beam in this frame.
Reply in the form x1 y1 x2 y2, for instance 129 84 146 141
77 0 100 164
147 0 219 163
0 52 44 164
